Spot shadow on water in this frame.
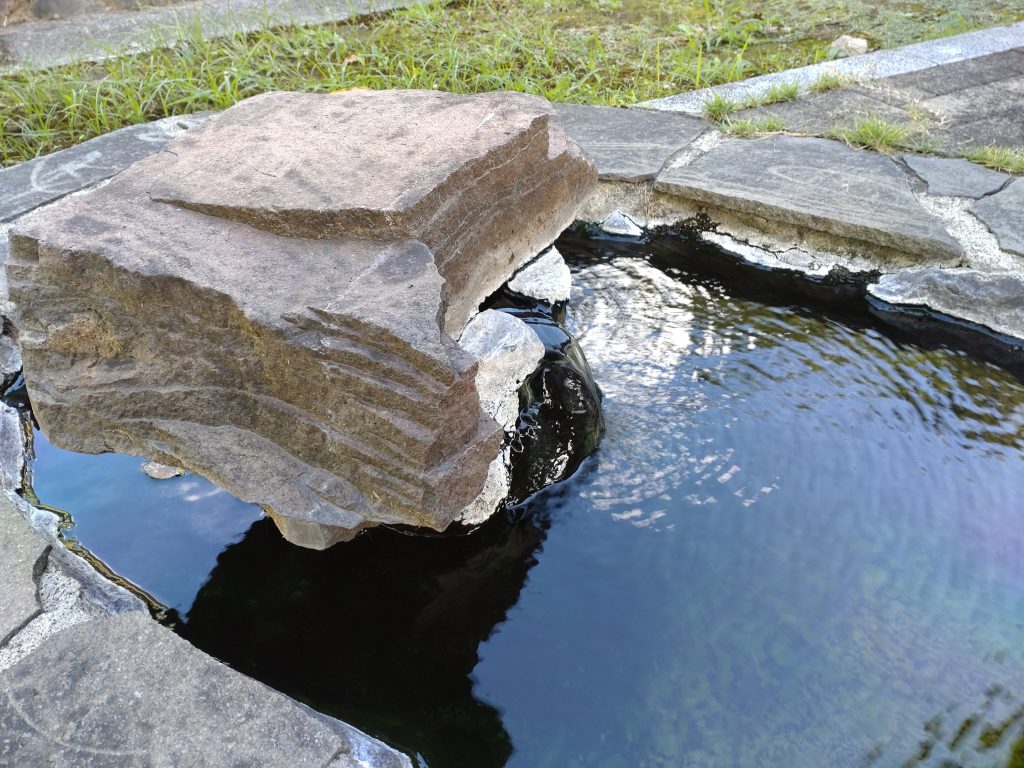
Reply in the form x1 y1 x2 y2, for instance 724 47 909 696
178 498 560 768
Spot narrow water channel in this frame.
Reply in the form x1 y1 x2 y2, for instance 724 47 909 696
27 229 1024 768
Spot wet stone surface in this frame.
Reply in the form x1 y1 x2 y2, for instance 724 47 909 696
655 135 962 263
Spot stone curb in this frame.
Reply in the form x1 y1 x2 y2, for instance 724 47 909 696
639 21 1024 115
0 0 423 74
565 103 1024 343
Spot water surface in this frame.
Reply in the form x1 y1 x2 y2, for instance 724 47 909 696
27 230 1024 767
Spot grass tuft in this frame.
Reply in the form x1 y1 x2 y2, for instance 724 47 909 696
740 80 800 108
703 93 739 123
962 145 1024 174
809 72 853 93
827 115 912 153
725 116 785 136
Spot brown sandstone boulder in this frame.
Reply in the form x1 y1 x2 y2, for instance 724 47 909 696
7 90 596 548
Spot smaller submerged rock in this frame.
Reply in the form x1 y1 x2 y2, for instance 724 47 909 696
459 309 544 430
601 210 644 238
141 461 185 480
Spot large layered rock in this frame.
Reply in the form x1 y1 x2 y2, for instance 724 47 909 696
7 90 596 549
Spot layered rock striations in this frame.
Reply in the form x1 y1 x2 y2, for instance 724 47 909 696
7 90 596 549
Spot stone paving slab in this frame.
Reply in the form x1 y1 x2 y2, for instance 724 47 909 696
741 85 916 134
902 154 1010 198
0 113 210 224
640 22 1024 115
730 47 1024 154
0 611 413 767
0 492 44 646
0 0 421 73
655 135 962 262
870 267 1024 341
0 112 210 299
552 103 707 182
971 179 1024 257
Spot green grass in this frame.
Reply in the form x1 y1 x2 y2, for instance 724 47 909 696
724 116 785 136
742 80 800 108
1 0 1023 165
963 145 1024 174
827 115 913 152
809 72 854 93
703 93 740 122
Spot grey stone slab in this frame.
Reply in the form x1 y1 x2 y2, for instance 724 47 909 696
0 113 210 224
921 79 1024 121
0 493 44 645
939 109 1024 153
640 22 1024 115
739 86 915 134
0 611 412 767
971 179 1024 257
882 48 1024 97
0 0 423 73
0 402 23 491
0 319 20 384
903 154 1009 198
870 267 1024 341
553 103 708 182
656 135 961 261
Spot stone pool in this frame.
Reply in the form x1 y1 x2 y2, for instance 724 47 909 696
24 228 1024 768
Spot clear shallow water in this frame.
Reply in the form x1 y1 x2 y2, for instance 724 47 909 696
24 231 1024 767
30 433 262 616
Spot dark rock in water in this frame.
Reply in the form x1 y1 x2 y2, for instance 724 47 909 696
487 293 604 504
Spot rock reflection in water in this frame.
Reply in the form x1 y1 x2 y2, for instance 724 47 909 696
179 507 550 767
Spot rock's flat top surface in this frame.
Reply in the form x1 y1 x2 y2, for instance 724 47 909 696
0 611 412 767
151 91 544 235
0 493 43 644
553 104 707 182
147 90 593 334
971 179 1024 257
656 135 961 261
903 154 1010 198
869 267 1024 340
